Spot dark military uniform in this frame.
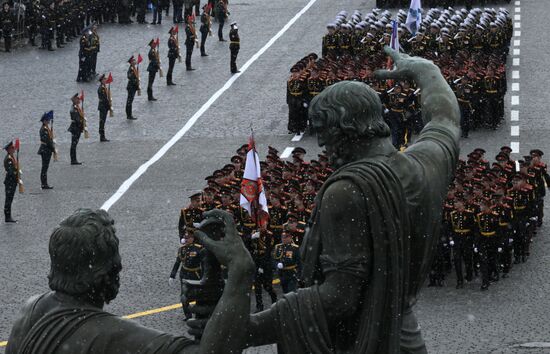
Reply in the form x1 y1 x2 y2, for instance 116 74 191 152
386 90 409 148
449 208 476 287
199 11 211 56
455 80 473 138
37 122 55 188
147 44 160 101
508 186 531 263
68 102 84 164
273 242 300 293
97 82 111 141
169 242 203 318
492 200 514 276
482 74 503 129
184 23 195 70
126 62 140 120
77 34 91 82
167 32 180 84
178 206 204 237
3 148 18 222
1 5 16 52
250 229 277 312
89 30 100 77
286 74 307 134
269 204 287 244
476 209 500 290
229 24 240 73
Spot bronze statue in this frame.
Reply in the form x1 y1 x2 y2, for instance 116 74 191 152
197 47 461 353
6 209 255 354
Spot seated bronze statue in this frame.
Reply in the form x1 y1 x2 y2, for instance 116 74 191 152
6 208 255 354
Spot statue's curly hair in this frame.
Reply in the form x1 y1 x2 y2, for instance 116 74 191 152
308 81 391 139
48 209 122 304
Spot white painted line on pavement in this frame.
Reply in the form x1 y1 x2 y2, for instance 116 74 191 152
514 22 521 29
513 58 520 66
280 147 294 159
511 142 520 154
511 110 519 121
512 83 520 91
514 14 521 21
511 126 520 136
515 6 521 12
515 1 520 5
513 48 520 55
100 0 321 211
291 133 304 142
513 40 521 47
514 31 521 37
512 71 520 79
511 96 519 105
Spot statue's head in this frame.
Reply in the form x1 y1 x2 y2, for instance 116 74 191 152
309 81 390 168
48 209 122 306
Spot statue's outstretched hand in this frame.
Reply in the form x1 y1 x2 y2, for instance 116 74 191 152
374 46 439 84
194 209 254 275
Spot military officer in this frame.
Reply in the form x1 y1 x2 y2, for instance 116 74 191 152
199 4 212 56
97 74 111 141
89 24 100 77
476 199 500 291
37 111 55 189
68 93 85 165
3 141 19 223
449 200 476 288
126 56 140 120
169 233 203 320
250 228 277 312
178 192 204 238
273 229 301 293
1 2 16 52
229 22 240 74
185 18 197 71
167 27 180 84
147 39 160 101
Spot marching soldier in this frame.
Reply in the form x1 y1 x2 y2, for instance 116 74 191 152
455 76 473 138
229 22 240 74
37 111 55 189
482 67 503 129
199 4 212 56
185 17 197 71
286 66 307 134
273 229 301 293
147 39 160 101
492 194 514 277
322 23 338 58
269 193 287 244
449 200 476 288
126 56 140 120
169 233 203 320
508 174 531 264
4 141 19 223
476 199 500 291
68 93 85 165
167 27 180 84
97 74 111 141
178 192 204 238
250 228 277 312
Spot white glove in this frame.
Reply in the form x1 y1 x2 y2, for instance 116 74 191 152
384 108 389 114
302 102 309 108
168 277 175 286
251 232 260 240
258 268 264 274
509 238 514 243
474 247 478 253
192 222 201 228
277 262 283 270
449 240 455 246
497 247 503 253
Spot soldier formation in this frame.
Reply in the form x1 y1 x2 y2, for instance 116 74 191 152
0 0 229 52
376 1 512 8
287 6 511 148
432 148 550 291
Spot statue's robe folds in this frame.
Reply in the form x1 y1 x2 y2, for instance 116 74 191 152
271 123 459 354
6 292 195 354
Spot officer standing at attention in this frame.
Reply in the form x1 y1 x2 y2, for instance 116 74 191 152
147 39 160 101
68 93 85 165
185 17 197 71
97 74 111 141
229 21 240 74
37 111 55 189
169 233 203 320
273 229 301 293
126 56 140 120
167 27 180 85
4 141 19 223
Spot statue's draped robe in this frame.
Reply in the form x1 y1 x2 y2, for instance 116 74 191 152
271 123 459 354
7 292 194 354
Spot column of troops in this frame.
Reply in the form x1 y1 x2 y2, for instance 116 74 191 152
170 145 333 312
287 7 511 148
431 147 550 291
376 1 511 8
